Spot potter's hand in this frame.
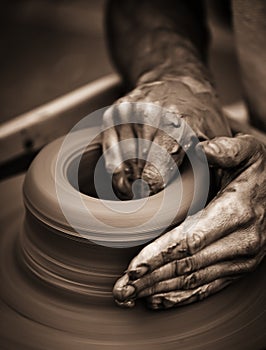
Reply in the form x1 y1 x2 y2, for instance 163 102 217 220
102 71 231 199
113 134 266 309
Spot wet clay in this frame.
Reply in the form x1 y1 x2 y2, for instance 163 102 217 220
0 129 265 349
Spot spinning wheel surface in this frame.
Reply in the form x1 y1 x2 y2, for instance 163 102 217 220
0 176 265 349
0 127 265 350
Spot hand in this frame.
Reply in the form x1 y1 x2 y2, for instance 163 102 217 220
113 134 266 309
102 72 231 199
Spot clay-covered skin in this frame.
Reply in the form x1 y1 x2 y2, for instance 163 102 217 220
103 0 231 197
103 0 266 309
113 135 266 309
102 65 231 196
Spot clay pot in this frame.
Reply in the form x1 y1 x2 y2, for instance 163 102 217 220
23 127 208 249
20 126 206 300
1 127 265 350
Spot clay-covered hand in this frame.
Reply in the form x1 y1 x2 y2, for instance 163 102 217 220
102 71 231 199
113 134 266 309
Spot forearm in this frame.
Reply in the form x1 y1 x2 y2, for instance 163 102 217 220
106 0 210 87
103 0 231 199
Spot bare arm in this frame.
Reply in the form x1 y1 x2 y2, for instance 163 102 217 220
106 0 209 87
103 0 231 197
102 1 266 309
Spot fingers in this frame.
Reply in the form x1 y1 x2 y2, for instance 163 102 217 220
146 278 234 310
102 101 165 198
102 124 133 198
103 100 190 196
134 104 162 186
113 175 260 302
114 252 263 306
126 148 263 276
147 249 265 310
102 106 123 173
130 103 157 181
103 100 193 196
198 134 264 169
102 104 137 199
142 111 187 194
142 130 183 194
137 254 263 298
120 227 261 297
116 123 139 182
125 204 245 278
133 102 161 143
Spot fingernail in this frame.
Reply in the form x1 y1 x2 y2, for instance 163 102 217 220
128 264 149 279
113 282 136 302
114 284 135 301
123 285 136 299
205 141 222 154
187 233 202 254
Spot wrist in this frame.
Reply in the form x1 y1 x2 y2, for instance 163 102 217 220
135 31 211 88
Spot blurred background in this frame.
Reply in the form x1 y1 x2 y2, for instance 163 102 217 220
0 0 243 125
0 0 113 124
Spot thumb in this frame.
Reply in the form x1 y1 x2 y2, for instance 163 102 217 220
197 134 263 168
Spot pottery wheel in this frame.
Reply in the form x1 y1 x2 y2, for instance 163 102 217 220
0 173 265 350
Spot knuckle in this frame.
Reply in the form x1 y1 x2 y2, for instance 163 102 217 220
183 272 198 289
176 257 194 275
237 200 256 223
103 105 112 116
187 233 203 255
144 272 157 289
149 284 157 296
103 106 114 123
229 142 242 160
116 100 132 119
174 261 179 276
